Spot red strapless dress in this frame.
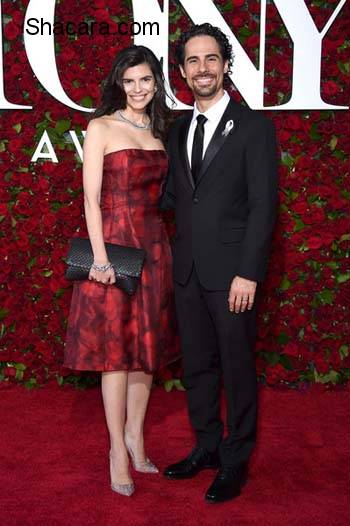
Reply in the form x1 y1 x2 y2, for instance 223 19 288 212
64 149 179 373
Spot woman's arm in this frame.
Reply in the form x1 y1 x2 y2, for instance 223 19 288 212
83 119 115 284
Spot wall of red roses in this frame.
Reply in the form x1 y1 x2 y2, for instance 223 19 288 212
0 0 349 388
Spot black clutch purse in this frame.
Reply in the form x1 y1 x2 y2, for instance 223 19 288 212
65 237 146 295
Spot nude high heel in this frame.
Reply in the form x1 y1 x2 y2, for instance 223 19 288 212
109 450 135 496
124 434 159 474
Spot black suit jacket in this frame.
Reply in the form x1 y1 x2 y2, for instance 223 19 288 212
160 98 278 290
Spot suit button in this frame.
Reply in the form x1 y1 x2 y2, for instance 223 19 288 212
193 197 199 204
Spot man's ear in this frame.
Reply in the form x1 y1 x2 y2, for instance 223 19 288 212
223 60 229 74
179 64 186 79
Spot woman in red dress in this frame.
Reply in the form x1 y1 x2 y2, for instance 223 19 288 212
64 46 179 496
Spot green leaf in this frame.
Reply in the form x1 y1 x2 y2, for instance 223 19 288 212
169 5 183 23
0 308 9 321
341 189 350 200
24 378 38 389
309 123 321 141
15 369 24 381
169 27 181 43
27 257 37 270
337 61 350 75
312 0 328 8
280 354 293 370
55 119 71 134
164 379 174 392
238 27 252 38
280 275 291 291
343 368 350 379
277 331 290 345
329 136 338 151
80 95 94 108
326 261 339 270
317 370 341 385
173 378 185 391
13 123 22 134
263 351 281 366
317 289 335 305
336 272 350 284
293 217 306 232
221 1 234 12
0 323 6 338
339 345 349 360
15 362 26 371
54 288 66 299
308 260 320 272
281 152 294 168
333 150 346 160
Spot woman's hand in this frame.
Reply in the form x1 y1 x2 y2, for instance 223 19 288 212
89 263 116 285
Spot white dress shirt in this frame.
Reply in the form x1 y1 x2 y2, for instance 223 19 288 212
187 90 230 167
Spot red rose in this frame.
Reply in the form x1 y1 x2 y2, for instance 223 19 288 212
285 114 303 131
0 203 8 215
8 138 22 154
313 356 329 375
2 366 17 378
322 81 340 97
22 217 39 234
277 60 292 75
246 34 260 48
293 201 308 215
4 21 20 41
306 236 323 250
284 342 300 357
175 89 194 106
265 364 288 385
16 231 30 250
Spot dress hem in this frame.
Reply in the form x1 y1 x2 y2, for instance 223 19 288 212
63 355 180 374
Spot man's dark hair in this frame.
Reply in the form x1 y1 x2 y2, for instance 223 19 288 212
175 23 234 75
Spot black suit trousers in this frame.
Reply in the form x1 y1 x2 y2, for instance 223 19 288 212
174 264 258 468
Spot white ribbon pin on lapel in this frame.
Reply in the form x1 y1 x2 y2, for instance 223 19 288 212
222 119 234 137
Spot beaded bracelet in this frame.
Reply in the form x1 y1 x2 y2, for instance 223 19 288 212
91 262 113 272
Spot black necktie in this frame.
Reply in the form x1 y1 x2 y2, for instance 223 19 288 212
191 114 207 185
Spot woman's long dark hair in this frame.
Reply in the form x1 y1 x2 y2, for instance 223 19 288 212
92 45 170 141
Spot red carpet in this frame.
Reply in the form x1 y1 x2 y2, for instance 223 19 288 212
1 384 350 526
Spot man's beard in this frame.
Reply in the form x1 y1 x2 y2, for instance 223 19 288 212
192 84 218 98
191 75 219 98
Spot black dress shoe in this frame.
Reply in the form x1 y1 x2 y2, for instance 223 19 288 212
163 447 220 479
205 465 248 503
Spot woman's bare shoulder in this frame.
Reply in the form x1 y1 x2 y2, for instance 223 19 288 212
88 114 126 133
87 116 110 130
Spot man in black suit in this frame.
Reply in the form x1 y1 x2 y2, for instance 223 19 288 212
161 23 278 503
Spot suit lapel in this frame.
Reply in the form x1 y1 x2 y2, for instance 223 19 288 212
178 114 194 189
196 99 243 187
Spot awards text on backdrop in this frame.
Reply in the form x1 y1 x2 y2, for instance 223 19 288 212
0 0 347 162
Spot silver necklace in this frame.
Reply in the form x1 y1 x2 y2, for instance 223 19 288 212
116 110 151 130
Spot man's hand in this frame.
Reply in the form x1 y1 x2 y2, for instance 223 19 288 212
228 276 257 313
